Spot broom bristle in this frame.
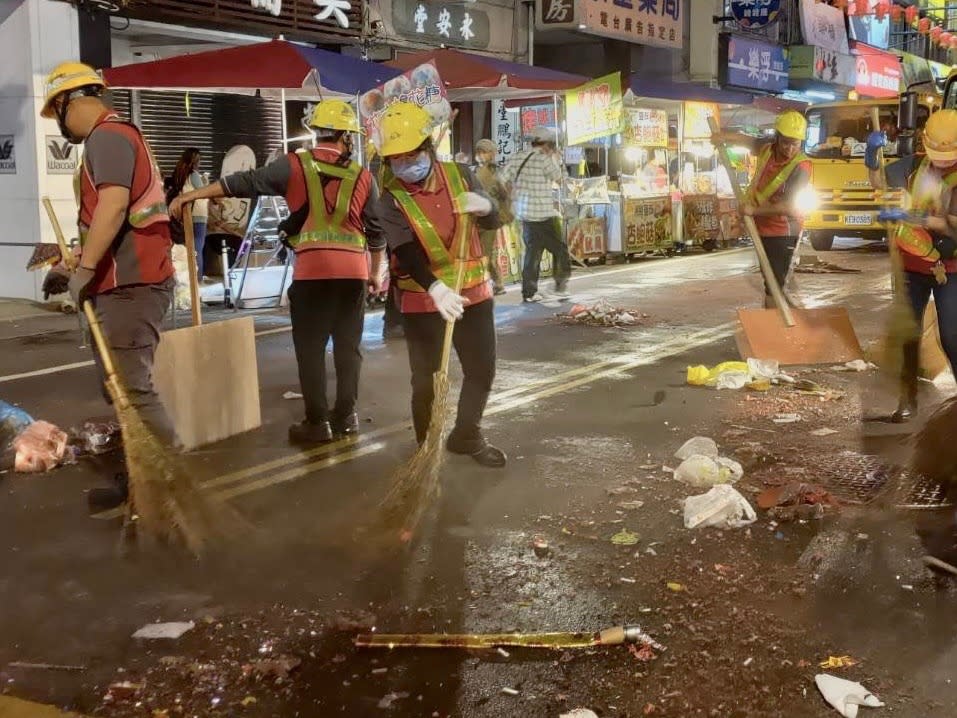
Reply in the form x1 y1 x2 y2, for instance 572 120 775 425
378 372 451 541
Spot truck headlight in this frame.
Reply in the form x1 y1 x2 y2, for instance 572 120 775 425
794 186 820 214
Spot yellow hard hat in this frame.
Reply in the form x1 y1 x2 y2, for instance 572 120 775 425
41 61 105 118
923 109 957 163
309 99 362 133
379 102 433 157
775 111 807 141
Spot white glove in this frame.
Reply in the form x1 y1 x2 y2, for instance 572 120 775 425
428 280 466 322
457 192 493 216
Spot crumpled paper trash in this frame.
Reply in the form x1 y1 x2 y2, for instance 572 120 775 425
675 454 743 488
560 710 599 718
683 485 757 529
13 421 69 473
815 674 884 718
674 436 719 461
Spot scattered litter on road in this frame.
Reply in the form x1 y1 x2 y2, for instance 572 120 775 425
757 482 836 521
496 648 510 658
687 359 793 390
820 656 859 669
532 536 551 557
675 455 743 488
833 359 877 372
796 258 861 274
683 485 757 529
7 661 85 672
629 643 656 662
811 428 839 437
620 577 637 584
1 400 71 473
242 655 301 680
815 674 884 717
618 500 645 510
743 657 754 667
377 692 409 709
371 667 389 674
556 299 644 327
666 582 685 592
282 391 303 400
104 681 142 702
560 710 599 718
501 687 520 696
674 436 718 461
611 529 640 546
773 413 803 424
645 547 658 556
132 621 195 640
241 696 258 706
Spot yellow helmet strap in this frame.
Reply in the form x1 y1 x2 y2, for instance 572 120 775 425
55 85 103 144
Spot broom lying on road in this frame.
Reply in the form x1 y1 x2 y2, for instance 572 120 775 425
377 207 474 544
355 624 665 651
42 197 237 555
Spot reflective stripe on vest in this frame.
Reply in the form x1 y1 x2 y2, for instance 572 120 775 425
386 162 487 293
286 151 367 252
747 145 808 206
78 116 169 245
894 158 957 261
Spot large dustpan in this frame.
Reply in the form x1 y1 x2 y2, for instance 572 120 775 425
708 117 862 366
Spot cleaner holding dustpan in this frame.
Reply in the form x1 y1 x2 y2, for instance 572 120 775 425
40 61 177 512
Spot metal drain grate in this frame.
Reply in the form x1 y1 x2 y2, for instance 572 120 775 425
804 452 952 509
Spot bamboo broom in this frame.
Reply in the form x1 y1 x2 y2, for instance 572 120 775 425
42 197 236 555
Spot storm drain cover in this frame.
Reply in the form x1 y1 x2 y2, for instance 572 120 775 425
807 452 951 509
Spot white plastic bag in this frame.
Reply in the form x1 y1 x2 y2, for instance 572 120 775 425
747 358 780 380
716 371 750 390
683 485 757 529
815 674 884 718
674 436 718 461
675 455 743 488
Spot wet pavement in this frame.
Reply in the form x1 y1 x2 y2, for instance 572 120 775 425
2 243 956 717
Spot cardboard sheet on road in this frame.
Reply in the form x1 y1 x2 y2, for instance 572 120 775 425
735 307 863 366
153 316 261 450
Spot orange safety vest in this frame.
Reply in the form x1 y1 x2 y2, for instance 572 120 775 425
894 158 957 262
385 162 487 293
747 144 809 206
286 151 366 253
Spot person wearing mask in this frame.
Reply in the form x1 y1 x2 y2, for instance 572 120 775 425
502 126 570 303
473 138 511 295
376 103 505 468
713 111 811 306
171 99 385 444
867 109 957 423
169 148 211 278
39 62 176 511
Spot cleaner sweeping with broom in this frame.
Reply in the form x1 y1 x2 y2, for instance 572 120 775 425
376 102 506 468
868 109 957 422
40 61 177 512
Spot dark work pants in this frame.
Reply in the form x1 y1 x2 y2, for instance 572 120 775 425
402 298 496 446
522 217 570 298
757 235 798 296
90 277 177 448
900 270 957 397
288 278 366 425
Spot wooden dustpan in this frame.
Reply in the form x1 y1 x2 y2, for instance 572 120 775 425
151 204 262 450
709 117 862 366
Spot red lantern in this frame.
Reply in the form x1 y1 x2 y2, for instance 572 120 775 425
919 17 932 34
931 26 943 43
890 4 903 22
941 32 953 48
906 5 919 24
950 35 957 50
875 2 888 21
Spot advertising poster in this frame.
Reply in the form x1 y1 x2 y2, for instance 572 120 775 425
622 196 673 252
798 0 849 53
566 72 623 146
359 61 452 152
624 108 668 147
579 0 683 50
683 102 719 140
683 194 721 243
568 216 606 258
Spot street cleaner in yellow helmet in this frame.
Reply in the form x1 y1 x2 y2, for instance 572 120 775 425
375 102 506 468
172 99 385 445
870 109 957 423
713 110 812 306
40 61 176 512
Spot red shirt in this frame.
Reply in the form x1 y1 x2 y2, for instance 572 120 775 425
395 167 491 314
752 151 812 238
285 144 374 281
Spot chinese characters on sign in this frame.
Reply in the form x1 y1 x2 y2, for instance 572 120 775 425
579 0 683 50
359 62 452 152
623 196 673 252
566 73 624 146
537 0 577 28
854 46 901 98
491 100 519 167
729 0 781 30
250 0 282 16
249 0 352 28
624 108 668 147
407 2 483 45
798 0 848 54
724 36 788 93
683 194 720 242
520 105 557 136
568 216 607 258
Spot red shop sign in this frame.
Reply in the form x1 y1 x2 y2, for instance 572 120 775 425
853 44 901 98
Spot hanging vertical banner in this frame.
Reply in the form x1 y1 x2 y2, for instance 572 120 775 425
491 100 519 167
565 72 623 146
683 102 719 140
798 0 849 54
359 61 452 152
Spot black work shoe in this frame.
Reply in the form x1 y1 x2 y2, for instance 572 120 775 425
88 473 129 513
446 435 507 468
288 420 334 445
493 286 507 296
891 395 918 423
332 412 359 436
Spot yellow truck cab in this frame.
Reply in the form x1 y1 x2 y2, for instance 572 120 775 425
802 98 933 251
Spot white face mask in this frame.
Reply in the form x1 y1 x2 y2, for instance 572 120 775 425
391 152 432 184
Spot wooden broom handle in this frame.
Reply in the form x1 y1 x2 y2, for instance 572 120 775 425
42 197 77 271
182 203 203 326
439 207 473 369
708 117 795 327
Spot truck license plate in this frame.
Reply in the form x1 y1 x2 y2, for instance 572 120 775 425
843 213 872 226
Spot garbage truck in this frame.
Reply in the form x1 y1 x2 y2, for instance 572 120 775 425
801 97 935 251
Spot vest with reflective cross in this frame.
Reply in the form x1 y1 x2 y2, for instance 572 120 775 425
894 158 957 262
286 151 367 253
747 144 808 205
386 162 487 293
